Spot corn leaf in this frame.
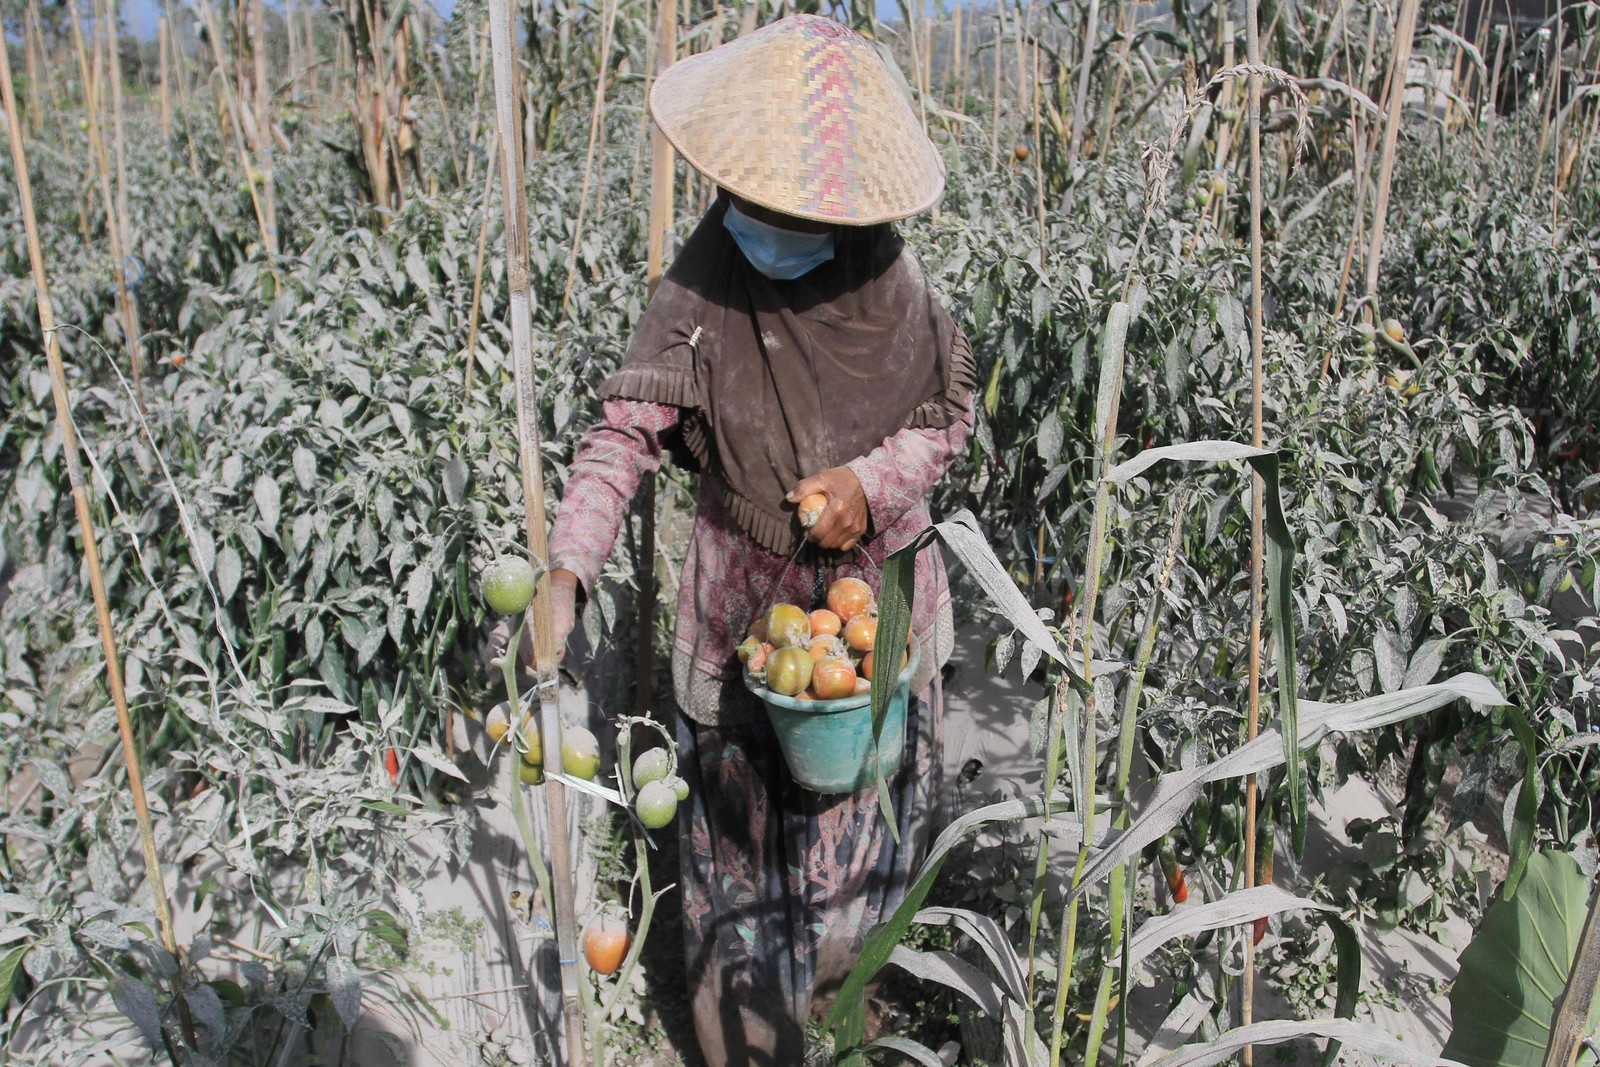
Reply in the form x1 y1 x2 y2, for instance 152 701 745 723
1147 1019 1468 1067
1067 674 1507 903
1103 440 1303 851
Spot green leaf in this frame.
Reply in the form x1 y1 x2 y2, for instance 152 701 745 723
0 944 31 1007
1442 852 1599 1067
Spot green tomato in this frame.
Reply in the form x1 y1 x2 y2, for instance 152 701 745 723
635 780 678 830
486 701 514 744
561 725 601 781
483 557 537 615
519 760 545 786
517 722 542 766
632 748 671 789
664 774 690 802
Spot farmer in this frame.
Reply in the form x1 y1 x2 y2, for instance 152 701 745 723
543 15 973 1063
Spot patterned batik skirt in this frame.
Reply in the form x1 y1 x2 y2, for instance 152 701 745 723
673 676 944 1067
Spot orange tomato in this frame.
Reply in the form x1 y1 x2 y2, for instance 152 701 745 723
809 635 844 663
810 658 857 700
843 615 878 653
861 646 908 680
584 922 631 975
797 492 828 528
808 609 842 639
826 578 875 622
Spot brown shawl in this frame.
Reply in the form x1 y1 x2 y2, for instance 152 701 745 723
599 195 975 555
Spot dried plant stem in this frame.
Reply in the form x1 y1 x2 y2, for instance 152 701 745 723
488 0 587 1058
561 0 620 319
1362 0 1421 313
1242 0 1268 1054
0 20 180 987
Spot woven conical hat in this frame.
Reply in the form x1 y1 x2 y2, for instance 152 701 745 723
649 14 944 225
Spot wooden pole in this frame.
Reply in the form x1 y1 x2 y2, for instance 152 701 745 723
1363 0 1421 313
0 17 181 977
486 0 588 1058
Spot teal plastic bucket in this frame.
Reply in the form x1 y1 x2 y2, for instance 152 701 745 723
747 639 921 794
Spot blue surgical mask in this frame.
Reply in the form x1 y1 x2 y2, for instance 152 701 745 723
723 201 836 280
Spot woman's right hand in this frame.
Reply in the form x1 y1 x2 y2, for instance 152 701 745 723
486 568 582 675
548 569 580 656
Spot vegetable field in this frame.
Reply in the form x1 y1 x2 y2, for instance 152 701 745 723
1 0 1599 1064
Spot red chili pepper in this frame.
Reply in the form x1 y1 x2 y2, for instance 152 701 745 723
385 748 400 783
1159 843 1188 905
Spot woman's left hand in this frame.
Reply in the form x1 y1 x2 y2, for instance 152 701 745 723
787 468 869 552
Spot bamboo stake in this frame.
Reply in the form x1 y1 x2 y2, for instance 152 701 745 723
462 132 499 405
952 1 964 105
1032 34 1046 267
22 0 42 134
250 0 277 253
0 19 181 984
1066 0 1103 175
639 0 679 729
1242 0 1268 1052
1212 21 1237 172
990 1 1004 164
159 16 173 139
487 0 588 1057
560 0 620 318
28 0 68 146
1363 0 1422 313
104 0 146 401
287 0 300 102
68 1 145 406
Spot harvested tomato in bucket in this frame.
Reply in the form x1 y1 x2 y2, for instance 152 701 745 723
741 577 917 793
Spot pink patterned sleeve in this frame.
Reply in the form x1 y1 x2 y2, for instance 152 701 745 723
548 399 681 594
845 394 976 534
